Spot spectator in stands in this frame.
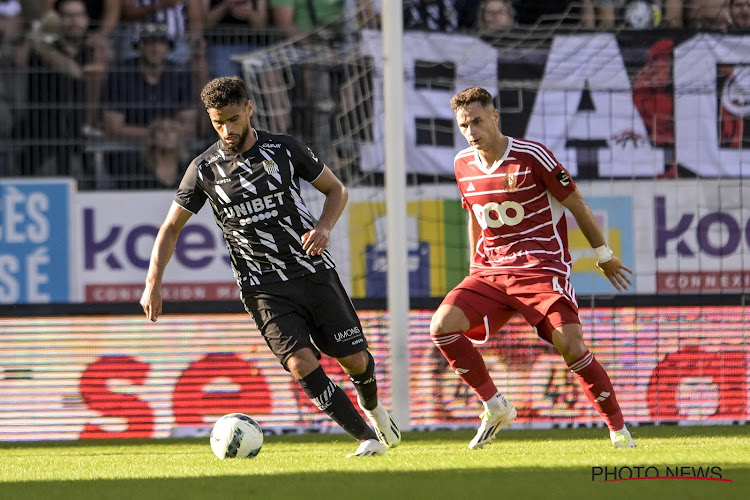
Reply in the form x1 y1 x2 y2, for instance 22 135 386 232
119 0 203 62
594 0 617 27
119 0 208 111
204 0 269 79
13 0 106 181
0 0 22 174
137 117 189 188
685 0 731 30
269 0 377 140
663 0 684 26
402 0 480 32
270 0 378 41
512 0 595 27
730 0 750 26
40 0 121 53
35 0 122 135
103 23 196 187
477 0 515 34
595 1 663 28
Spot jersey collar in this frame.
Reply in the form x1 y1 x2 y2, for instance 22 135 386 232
473 137 513 175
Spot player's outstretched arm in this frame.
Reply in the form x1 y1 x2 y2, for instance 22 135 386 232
141 202 193 321
562 190 633 292
304 167 347 256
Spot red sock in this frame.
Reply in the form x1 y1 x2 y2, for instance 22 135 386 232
569 351 624 431
432 331 497 401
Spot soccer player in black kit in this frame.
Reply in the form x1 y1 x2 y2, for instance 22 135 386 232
140 76 400 457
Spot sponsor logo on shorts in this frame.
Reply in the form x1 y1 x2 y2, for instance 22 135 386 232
334 326 362 342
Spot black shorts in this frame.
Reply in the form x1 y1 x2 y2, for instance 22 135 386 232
240 268 368 369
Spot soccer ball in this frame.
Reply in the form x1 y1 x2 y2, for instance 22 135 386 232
210 413 264 459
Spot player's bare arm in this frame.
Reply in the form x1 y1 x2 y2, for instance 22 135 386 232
140 202 193 321
303 167 348 256
468 212 482 258
561 190 633 292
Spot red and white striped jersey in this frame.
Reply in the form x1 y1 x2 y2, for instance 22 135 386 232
454 137 577 278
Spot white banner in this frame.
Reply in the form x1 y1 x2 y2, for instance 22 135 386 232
358 31 750 178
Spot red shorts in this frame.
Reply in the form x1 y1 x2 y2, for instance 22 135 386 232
441 274 580 345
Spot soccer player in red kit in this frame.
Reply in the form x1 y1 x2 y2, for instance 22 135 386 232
430 87 636 449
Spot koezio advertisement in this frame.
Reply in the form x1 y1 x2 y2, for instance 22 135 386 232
2 178 748 303
0 306 746 440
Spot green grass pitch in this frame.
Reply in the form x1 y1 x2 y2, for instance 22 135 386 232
1 425 748 500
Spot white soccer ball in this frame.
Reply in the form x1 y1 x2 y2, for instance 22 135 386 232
210 413 264 459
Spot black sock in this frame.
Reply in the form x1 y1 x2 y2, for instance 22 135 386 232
298 365 376 441
348 351 378 410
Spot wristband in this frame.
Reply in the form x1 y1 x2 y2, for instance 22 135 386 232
593 245 614 263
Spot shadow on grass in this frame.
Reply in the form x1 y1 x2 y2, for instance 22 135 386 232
4 466 749 500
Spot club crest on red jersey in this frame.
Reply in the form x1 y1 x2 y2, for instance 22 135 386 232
504 172 518 191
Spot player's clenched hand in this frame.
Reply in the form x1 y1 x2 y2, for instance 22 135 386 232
301 227 330 255
140 283 163 322
597 257 633 292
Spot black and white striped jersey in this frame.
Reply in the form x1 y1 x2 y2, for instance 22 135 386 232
175 130 336 288
125 0 187 45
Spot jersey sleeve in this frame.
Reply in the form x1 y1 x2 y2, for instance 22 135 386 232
174 158 208 214
533 144 577 202
290 137 326 183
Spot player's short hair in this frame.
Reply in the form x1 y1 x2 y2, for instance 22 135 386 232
200 76 249 110
451 87 494 113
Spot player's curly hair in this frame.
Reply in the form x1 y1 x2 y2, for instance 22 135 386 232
450 87 494 113
200 76 249 109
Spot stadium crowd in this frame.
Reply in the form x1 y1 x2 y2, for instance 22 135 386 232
0 0 747 188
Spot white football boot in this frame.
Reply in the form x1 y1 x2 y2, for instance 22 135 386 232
359 399 402 448
468 394 517 449
346 438 387 457
610 427 636 448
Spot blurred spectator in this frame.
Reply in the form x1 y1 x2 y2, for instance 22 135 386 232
40 0 121 48
595 0 617 26
730 0 750 26
103 23 197 186
204 0 269 78
270 0 377 41
512 0 595 27
137 117 189 189
36 0 122 134
119 0 204 63
120 0 208 129
596 1 663 28
13 0 106 181
402 0 480 32
685 0 731 30
663 0 684 26
478 0 515 34
0 0 22 174
120 0 208 95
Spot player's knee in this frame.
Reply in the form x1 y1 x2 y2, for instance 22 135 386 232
286 349 320 379
429 314 454 339
430 305 469 339
551 327 587 361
